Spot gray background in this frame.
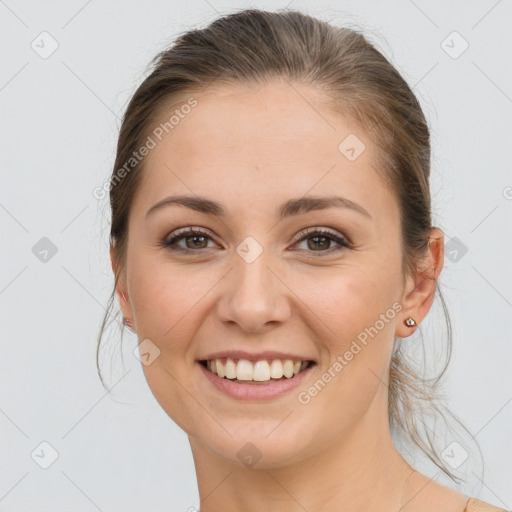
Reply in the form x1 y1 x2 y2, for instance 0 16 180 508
0 0 511 510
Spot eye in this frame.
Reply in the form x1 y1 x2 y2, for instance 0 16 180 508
161 226 350 255
291 227 350 255
162 227 218 252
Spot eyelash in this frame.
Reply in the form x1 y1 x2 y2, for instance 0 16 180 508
161 226 350 256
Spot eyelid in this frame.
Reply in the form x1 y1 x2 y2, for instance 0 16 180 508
289 226 351 255
163 226 219 251
292 226 350 246
165 226 214 241
162 225 351 254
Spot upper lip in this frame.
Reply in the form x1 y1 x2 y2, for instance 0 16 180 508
198 350 316 363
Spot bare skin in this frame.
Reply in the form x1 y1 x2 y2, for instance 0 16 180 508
112 79 470 511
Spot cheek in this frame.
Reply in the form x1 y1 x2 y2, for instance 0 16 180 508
293 261 400 408
127 253 221 354
127 256 217 431
297 262 399 345
293 269 397 434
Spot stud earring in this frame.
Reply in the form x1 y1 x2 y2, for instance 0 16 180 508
122 316 135 332
404 317 417 327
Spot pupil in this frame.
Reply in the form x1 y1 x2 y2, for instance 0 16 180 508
309 236 329 250
187 235 206 249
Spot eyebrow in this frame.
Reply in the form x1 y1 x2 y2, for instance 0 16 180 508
145 194 372 220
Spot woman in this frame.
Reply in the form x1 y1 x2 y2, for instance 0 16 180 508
97 8 509 511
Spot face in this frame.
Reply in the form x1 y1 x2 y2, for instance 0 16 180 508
113 79 441 468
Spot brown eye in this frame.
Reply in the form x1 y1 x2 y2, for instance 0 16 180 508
307 235 331 251
184 234 209 249
293 228 350 255
163 227 216 252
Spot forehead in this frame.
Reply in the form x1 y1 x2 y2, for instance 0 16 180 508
156 80 354 164
134 80 397 222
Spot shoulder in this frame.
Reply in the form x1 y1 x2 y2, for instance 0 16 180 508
403 471 507 512
465 497 510 512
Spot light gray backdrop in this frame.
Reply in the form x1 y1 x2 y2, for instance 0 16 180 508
1 0 511 510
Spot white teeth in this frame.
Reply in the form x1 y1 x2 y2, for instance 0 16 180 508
236 359 254 380
205 357 311 381
225 358 237 379
270 359 284 378
283 359 294 378
253 360 271 381
216 360 226 378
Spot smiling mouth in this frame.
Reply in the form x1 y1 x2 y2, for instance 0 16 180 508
199 358 315 385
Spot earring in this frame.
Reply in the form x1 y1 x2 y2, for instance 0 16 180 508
122 316 135 332
404 317 417 327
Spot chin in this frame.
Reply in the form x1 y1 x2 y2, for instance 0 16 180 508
192 418 316 469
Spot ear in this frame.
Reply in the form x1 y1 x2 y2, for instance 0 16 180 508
110 244 135 330
395 228 444 338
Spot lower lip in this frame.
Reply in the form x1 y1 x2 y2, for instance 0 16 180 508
198 362 315 402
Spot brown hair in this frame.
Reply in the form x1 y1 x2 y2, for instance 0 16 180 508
97 8 478 483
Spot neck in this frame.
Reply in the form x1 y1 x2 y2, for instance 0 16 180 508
188 404 413 512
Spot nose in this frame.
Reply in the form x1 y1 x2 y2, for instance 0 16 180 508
216 247 291 333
